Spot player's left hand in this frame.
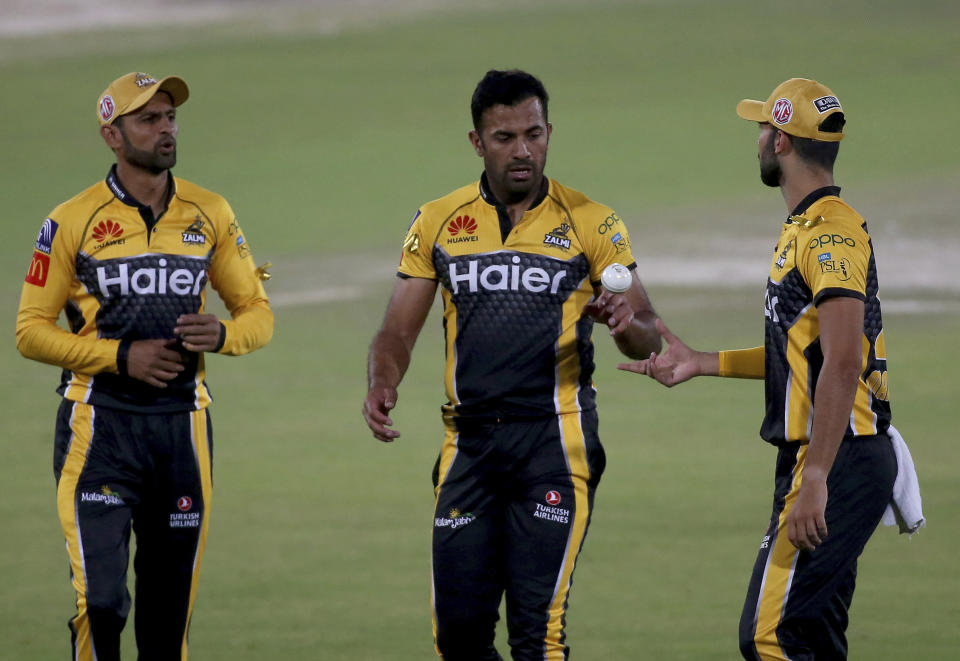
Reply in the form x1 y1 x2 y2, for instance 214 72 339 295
786 478 829 551
174 313 222 352
582 290 635 336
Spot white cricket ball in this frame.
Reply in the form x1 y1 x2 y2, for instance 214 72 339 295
600 263 631 293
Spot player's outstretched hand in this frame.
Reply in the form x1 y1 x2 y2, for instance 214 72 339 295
582 290 635 336
127 339 187 388
363 387 401 442
174 313 222 352
617 318 700 387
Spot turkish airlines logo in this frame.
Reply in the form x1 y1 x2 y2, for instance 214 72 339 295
545 490 562 506
99 95 115 122
771 98 793 125
447 215 478 236
177 496 193 512
92 219 124 244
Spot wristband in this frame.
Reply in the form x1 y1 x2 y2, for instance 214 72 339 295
116 339 133 376
213 322 227 353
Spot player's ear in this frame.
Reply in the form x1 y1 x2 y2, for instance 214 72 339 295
468 129 484 157
100 124 122 150
774 129 792 155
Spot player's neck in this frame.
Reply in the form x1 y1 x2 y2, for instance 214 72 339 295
115 161 171 217
487 176 545 226
779 163 834 215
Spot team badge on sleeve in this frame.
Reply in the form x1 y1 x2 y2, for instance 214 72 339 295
25 218 59 287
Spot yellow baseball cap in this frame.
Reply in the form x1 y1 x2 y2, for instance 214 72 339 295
97 72 189 126
736 78 844 142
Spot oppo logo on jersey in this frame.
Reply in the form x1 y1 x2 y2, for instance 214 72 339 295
96 259 207 297
448 255 567 295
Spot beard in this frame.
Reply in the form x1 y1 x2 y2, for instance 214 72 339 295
759 135 781 188
120 131 176 175
488 159 544 204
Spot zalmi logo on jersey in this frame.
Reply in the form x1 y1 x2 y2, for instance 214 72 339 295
543 222 572 250
92 219 125 247
182 217 206 245
775 240 793 270
446 215 479 244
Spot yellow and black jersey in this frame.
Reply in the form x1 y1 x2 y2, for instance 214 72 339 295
16 166 273 412
399 174 636 423
762 186 890 444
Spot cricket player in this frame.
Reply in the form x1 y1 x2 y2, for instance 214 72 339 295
620 78 898 659
16 71 273 660
362 69 661 660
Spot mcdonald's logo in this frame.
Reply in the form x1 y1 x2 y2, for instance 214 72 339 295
25 251 50 287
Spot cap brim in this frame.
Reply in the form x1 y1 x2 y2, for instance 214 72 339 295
736 99 765 122
157 75 189 107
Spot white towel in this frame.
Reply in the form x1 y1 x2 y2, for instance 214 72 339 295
882 425 926 536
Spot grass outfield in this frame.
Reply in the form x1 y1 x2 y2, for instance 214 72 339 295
1 1 958 659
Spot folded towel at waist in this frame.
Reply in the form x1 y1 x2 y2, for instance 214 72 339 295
882 424 926 536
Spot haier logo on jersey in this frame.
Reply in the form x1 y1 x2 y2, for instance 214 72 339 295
449 255 567 295
95 258 207 297
447 215 479 244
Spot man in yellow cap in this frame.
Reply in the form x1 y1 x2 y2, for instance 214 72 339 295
619 78 899 659
16 72 274 660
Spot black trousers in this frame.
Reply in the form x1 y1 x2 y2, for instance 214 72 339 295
739 434 896 660
431 410 605 661
53 399 213 661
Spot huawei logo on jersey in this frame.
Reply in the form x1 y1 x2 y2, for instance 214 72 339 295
447 216 478 236
92 219 124 244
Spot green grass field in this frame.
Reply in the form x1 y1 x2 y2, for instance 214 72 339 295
2 1 958 658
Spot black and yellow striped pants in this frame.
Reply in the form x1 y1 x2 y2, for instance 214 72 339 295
53 399 213 661
430 409 605 660
739 434 896 660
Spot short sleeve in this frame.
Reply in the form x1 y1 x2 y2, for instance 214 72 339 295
397 209 436 280
580 208 637 284
798 225 870 305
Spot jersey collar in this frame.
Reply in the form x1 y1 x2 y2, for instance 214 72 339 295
479 171 550 210
105 164 176 229
789 185 841 219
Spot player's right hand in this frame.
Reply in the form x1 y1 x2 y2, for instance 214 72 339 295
617 318 700 387
363 387 401 442
126 339 187 388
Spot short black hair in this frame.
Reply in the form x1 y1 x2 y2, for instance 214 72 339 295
471 69 549 130
790 112 845 170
